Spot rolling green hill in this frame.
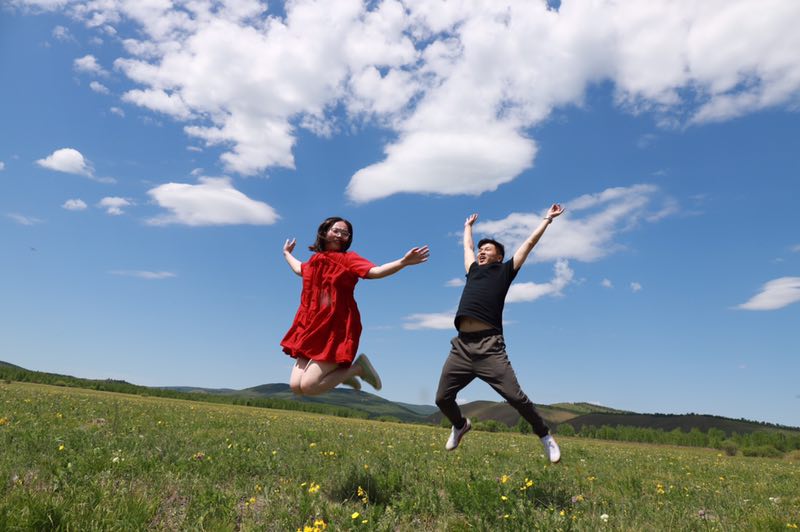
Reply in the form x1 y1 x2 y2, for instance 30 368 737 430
2 359 797 434
562 412 800 436
427 400 629 428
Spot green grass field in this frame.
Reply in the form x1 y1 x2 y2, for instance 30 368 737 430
2 382 798 531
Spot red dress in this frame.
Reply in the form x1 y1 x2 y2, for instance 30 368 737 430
281 251 376 366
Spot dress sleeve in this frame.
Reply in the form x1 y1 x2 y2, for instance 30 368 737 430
346 252 376 278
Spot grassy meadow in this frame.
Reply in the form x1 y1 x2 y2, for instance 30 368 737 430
1 382 799 531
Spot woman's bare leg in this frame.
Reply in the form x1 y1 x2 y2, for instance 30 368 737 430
289 357 310 394
299 359 361 396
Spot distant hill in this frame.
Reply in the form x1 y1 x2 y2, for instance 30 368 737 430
427 400 627 427
3 360 797 434
562 412 800 437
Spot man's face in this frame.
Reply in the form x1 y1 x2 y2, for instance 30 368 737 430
477 243 503 265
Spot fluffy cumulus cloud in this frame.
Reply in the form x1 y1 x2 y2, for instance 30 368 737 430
403 184 669 328
736 277 800 311
62 198 87 210
474 184 673 263
506 260 574 302
73 54 107 75
22 0 800 201
147 176 278 226
98 196 131 215
36 148 93 176
0 161 5 171
403 311 455 330
90 81 109 94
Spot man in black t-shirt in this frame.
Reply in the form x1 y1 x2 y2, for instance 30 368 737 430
435 205 564 463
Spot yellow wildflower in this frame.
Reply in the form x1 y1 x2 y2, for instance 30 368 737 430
58 444 65 451
501 496 508 501
308 482 320 494
0 417 8 426
351 512 360 519
501 474 510 484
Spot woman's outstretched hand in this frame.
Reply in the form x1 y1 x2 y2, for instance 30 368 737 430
401 245 430 266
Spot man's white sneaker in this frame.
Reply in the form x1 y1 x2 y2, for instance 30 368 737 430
541 434 561 463
445 418 472 451
354 354 382 390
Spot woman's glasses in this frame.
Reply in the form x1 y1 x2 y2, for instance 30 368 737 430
329 228 350 238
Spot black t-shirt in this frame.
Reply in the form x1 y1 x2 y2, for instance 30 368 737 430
454 260 518 332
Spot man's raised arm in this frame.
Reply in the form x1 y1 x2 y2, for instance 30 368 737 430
463 213 478 273
512 204 564 271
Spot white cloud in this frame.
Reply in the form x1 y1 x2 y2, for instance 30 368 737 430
474 184 672 263
0 161 5 171
402 311 455 330
36 148 93 176
601 278 613 288
98 196 131 215
62 198 87 211
147 176 279 226
109 270 176 280
89 81 109 94
52 25 73 41
20 0 800 202
630 282 643 292
506 259 574 302
736 277 800 311
73 54 107 75
36 148 114 183
7 213 43 225
445 277 465 288
110 107 125 117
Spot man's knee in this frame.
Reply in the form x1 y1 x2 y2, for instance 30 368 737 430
435 389 453 408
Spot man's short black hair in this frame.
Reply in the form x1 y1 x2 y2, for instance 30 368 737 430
477 238 505 259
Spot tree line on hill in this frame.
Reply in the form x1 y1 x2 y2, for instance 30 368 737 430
0 363 368 420
444 416 800 458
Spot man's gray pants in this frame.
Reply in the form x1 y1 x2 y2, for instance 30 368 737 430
435 331 550 438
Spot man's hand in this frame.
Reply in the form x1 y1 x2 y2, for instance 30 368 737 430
465 213 478 227
546 204 564 220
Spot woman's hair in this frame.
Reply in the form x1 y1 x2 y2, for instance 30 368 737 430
309 216 354 252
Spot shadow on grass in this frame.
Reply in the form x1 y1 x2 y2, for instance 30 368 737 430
328 467 404 507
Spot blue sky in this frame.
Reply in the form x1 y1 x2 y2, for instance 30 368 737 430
2 0 799 427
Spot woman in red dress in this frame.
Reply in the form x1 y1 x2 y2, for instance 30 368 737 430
281 216 429 396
